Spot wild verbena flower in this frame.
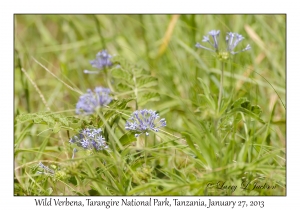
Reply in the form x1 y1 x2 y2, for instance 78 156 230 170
76 87 112 115
69 128 108 151
125 109 167 137
84 50 112 74
195 30 251 60
38 162 55 175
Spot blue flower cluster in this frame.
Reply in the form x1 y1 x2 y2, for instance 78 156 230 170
125 109 167 137
90 50 113 69
38 162 55 175
195 30 251 55
76 87 112 115
69 128 108 151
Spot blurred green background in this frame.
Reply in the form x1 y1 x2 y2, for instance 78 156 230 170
14 14 286 117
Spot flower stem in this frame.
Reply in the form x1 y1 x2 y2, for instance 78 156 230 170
103 68 114 92
217 62 224 113
144 135 147 164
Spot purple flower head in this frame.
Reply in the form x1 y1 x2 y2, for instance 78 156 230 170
90 50 113 69
125 109 167 137
196 30 220 52
196 30 251 57
208 30 220 50
38 162 55 175
76 87 112 115
226 32 251 54
69 128 108 152
202 35 210 42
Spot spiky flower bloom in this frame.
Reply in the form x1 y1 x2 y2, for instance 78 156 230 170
38 162 55 175
125 109 167 137
225 32 251 54
69 128 108 151
37 162 69 180
90 50 112 69
195 30 251 59
76 87 112 115
84 50 113 74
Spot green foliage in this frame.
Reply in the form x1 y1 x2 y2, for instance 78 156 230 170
220 97 264 132
119 133 136 149
197 77 217 112
111 56 160 107
16 111 82 133
229 97 263 118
